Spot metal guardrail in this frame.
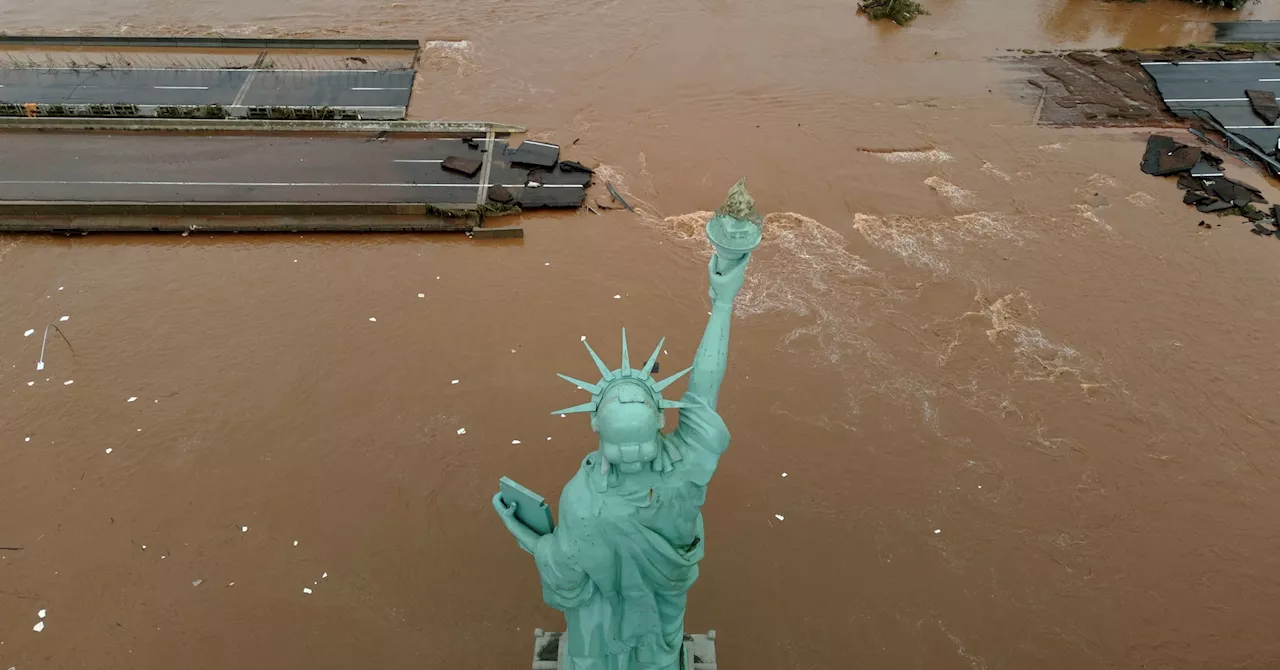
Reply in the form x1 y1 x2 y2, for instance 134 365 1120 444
0 117 526 134
0 35 422 50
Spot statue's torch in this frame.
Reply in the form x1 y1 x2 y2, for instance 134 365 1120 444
705 178 764 274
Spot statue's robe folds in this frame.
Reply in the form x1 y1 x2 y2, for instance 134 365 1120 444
533 393 731 670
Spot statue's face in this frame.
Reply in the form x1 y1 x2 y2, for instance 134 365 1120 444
591 382 664 474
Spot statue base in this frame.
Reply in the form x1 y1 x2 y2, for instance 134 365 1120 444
531 629 718 670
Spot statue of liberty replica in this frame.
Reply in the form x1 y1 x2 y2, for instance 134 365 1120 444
494 180 764 670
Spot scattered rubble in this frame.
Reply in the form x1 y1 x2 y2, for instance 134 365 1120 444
487 184 514 204
441 156 482 178
504 140 560 168
1141 134 1274 236
1246 89 1280 125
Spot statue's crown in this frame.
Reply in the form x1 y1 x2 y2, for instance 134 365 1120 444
552 328 694 416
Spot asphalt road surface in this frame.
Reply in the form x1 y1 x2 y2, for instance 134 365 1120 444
1142 59 1280 156
0 68 414 109
0 132 587 206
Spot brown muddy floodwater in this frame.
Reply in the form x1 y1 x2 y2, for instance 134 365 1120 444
5 0 1280 668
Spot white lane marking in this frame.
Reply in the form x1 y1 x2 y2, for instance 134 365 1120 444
1166 98 1249 103
0 180 583 188
351 87 409 91
393 159 444 163
1143 60 1280 66
153 86 209 90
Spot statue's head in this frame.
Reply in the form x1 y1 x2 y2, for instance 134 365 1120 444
592 380 664 473
553 329 693 476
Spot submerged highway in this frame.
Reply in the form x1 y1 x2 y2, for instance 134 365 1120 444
0 131 587 207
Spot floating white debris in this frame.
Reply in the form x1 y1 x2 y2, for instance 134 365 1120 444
418 293 425 298
24 437 30 442
368 317 377 322
782 473 788 478
162 555 167 559
293 540 299 547
33 621 45 632
228 582 235 587
547 437 552 441
457 428 467 435
560 414 566 418
512 440 521 445
63 380 74 386
978 485 982 489
322 572 328 579
241 526 249 533
58 287 64 291
451 380 459 385
581 335 587 342
544 262 551 266
141 545 146 550
27 381 34 387
59 316 69 322
136 428 142 432
614 295 621 300
105 448 113 454
934 529 942 534
23 329 34 337
192 579 203 587
302 588 313 595
38 609 46 619
775 514 785 521
127 396 138 402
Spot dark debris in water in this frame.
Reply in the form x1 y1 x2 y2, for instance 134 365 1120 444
1143 134 1275 236
857 0 927 26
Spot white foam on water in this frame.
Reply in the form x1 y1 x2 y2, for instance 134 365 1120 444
853 212 1027 277
421 40 476 74
981 161 1013 182
1127 191 1157 209
978 291 1093 385
592 164 658 219
870 149 954 164
924 176 977 209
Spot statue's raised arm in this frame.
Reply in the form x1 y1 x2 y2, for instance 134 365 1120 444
688 179 763 409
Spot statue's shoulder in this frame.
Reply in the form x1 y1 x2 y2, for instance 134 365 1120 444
667 393 731 486
670 393 731 454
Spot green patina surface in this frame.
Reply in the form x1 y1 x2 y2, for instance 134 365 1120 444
496 181 762 669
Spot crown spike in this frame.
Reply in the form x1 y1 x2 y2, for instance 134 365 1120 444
557 374 602 395
551 401 598 416
582 339 615 381
621 328 631 375
642 337 665 377
652 366 693 393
